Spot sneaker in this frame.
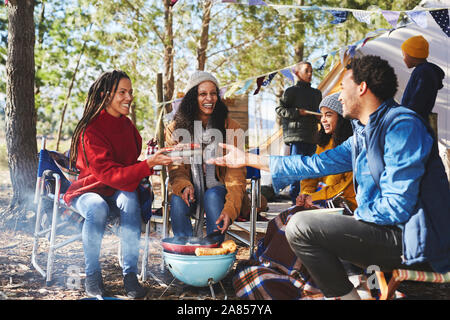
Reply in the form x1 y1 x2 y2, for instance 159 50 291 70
123 272 147 299
85 271 105 298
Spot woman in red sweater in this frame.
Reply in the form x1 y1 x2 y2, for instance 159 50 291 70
64 70 174 299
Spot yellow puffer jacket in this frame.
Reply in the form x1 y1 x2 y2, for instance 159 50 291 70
300 138 357 211
165 117 247 222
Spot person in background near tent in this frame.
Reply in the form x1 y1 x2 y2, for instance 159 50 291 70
401 35 445 121
209 55 450 300
276 61 322 205
165 71 246 242
297 92 356 213
64 70 177 299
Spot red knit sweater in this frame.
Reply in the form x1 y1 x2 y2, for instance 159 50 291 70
63 109 151 205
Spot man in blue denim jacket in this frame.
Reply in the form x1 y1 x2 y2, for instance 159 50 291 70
209 55 450 300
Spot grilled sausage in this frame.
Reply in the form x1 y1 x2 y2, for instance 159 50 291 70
195 247 228 256
220 240 237 253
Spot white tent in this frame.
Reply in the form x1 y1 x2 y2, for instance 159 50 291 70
264 1 450 182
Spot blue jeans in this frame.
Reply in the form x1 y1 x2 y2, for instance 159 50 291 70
73 190 144 276
289 141 316 204
170 185 227 242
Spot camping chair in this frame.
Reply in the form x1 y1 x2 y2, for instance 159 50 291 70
226 165 261 257
31 137 151 286
375 269 450 300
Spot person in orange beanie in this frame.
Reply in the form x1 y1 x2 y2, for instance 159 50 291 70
401 35 444 121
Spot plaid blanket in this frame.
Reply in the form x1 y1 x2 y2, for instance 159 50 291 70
233 207 324 300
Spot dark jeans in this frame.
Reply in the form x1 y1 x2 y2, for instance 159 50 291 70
285 210 405 297
288 141 316 204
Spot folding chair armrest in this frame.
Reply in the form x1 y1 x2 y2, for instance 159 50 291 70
42 169 64 199
42 169 62 179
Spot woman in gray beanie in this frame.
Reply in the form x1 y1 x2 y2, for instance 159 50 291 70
296 92 356 211
164 71 246 241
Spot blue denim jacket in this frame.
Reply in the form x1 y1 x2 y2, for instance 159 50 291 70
270 100 450 272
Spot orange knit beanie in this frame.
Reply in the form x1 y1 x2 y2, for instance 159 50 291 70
401 35 429 59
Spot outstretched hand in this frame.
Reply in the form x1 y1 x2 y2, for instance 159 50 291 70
146 143 200 168
146 147 177 167
207 143 246 168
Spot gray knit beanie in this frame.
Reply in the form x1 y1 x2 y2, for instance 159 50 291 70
319 92 343 116
185 70 220 94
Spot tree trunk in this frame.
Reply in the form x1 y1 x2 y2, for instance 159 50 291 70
197 0 212 71
163 0 174 110
3 0 37 222
294 0 305 62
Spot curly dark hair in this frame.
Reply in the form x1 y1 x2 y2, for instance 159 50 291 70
173 84 229 140
346 55 398 102
317 113 353 148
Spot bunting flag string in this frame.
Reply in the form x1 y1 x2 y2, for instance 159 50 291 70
220 0 449 32
156 28 389 109
316 55 328 71
262 72 277 86
407 11 428 28
253 76 266 95
279 68 295 84
328 10 349 25
220 1 448 14
352 11 373 24
157 7 447 108
430 9 450 37
381 11 401 28
248 0 267 6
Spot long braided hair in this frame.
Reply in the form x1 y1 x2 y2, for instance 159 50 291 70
173 84 229 139
69 70 130 169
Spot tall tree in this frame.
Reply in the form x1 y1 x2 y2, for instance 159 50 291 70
197 0 212 70
3 0 37 224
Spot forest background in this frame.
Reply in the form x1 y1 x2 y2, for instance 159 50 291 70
0 0 422 225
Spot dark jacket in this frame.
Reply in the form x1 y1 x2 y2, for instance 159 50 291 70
276 81 322 145
363 100 450 273
401 62 445 120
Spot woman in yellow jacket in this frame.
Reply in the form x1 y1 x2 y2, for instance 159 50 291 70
165 71 246 242
296 92 356 212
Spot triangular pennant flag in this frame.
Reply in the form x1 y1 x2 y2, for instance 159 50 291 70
407 11 428 29
253 76 266 95
248 0 267 5
219 87 227 98
327 10 349 24
262 72 277 86
339 48 346 65
172 98 182 114
362 36 374 47
352 11 373 24
317 55 328 71
280 68 295 84
348 45 357 58
430 9 450 37
235 80 253 95
223 83 240 99
169 0 178 7
382 10 401 28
